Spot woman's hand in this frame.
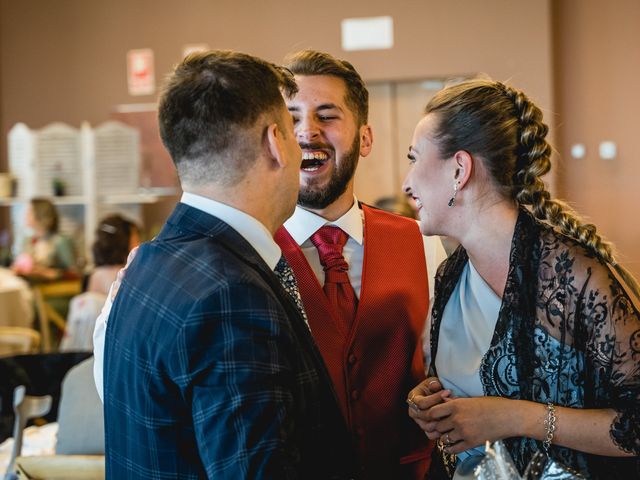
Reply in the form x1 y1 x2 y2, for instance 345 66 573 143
406 377 452 439
412 390 634 458
423 396 522 454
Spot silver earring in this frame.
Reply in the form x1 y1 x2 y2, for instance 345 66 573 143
448 182 458 207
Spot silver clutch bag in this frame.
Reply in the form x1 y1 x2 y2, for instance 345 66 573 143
473 441 585 480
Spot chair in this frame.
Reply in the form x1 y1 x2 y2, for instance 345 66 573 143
55 358 104 455
0 328 41 357
0 352 93 443
3 385 52 480
32 280 82 352
3 358 105 480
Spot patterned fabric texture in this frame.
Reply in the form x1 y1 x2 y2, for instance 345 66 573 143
103 203 355 480
430 208 640 479
310 225 358 330
274 255 309 327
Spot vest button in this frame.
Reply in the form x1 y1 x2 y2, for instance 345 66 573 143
350 389 360 400
348 354 357 365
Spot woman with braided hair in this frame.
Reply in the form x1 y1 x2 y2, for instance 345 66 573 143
403 78 639 479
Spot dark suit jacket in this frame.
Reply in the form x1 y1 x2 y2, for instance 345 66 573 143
103 203 356 479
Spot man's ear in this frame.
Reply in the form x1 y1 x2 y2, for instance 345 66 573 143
453 150 473 189
265 122 286 168
359 124 373 158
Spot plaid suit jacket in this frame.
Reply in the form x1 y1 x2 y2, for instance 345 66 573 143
103 203 356 479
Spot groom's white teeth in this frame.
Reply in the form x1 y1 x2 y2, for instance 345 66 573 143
302 151 328 160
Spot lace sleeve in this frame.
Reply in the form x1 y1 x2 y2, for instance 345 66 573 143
578 255 640 455
535 228 640 456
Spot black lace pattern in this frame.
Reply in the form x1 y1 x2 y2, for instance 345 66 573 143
430 209 640 479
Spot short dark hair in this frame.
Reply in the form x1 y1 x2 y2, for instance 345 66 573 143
285 50 369 126
158 50 297 186
92 214 138 266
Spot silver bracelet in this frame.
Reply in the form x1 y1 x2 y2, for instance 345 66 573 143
542 402 557 452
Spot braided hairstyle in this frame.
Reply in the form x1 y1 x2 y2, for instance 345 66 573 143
424 78 616 265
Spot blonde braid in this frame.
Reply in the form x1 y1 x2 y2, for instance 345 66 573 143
499 83 616 264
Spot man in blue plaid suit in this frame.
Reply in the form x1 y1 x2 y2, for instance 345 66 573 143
102 51 356 479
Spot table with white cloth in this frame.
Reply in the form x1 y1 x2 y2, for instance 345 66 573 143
0 268 33 328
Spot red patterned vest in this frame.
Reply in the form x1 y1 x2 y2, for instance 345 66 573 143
275 205 431 479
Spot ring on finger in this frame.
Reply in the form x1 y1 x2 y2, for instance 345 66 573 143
406 393 420 411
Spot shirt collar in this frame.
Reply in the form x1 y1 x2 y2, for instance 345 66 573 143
284 196 364 246
181 191 281 270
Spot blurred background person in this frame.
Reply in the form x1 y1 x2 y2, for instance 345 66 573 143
11 198 77 280
373 194 418 219
60 214 139 351
85 214 140 295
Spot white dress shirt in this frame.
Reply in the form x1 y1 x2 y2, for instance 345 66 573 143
93 192 281 401
285 200 365 296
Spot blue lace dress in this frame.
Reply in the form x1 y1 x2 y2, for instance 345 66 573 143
429 209 640 479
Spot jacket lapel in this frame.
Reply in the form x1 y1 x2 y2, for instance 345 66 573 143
161 203 332 382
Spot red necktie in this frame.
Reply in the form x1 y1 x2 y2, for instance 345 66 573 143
310 226 357 330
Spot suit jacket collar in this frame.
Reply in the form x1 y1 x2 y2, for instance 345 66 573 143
159 202 276 278
159 203 316 334
180 193 281 270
